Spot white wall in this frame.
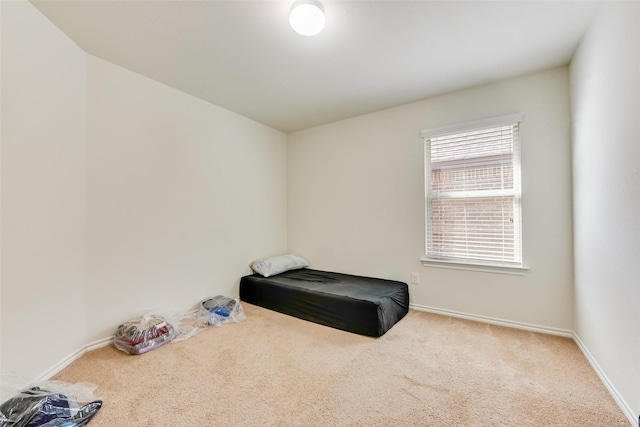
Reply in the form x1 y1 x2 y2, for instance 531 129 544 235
288 68 575 331
570 2 640 422
85 56 288 341
0 1 288 376
1 0 87 378
0 0 3 375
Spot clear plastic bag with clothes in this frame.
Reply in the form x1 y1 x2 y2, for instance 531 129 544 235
0 376 102 427
113 313 177 355
199 296 246 327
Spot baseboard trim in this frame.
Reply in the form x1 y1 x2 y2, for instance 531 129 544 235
409 303 574 337
573 333 637 426
86 337 113 352
37 337 113 381
410 303 635 426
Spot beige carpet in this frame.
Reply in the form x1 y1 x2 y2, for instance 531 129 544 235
53 304 629 426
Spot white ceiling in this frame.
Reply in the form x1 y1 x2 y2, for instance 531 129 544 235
30 0 601 133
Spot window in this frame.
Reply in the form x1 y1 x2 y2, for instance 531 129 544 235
421 114 524 272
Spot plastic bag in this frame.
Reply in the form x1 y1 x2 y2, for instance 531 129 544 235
199 296 246 327
163 311 208 343
0 378 101 427
113 313 177 355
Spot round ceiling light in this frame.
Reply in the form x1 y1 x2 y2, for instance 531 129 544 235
289 0 325 36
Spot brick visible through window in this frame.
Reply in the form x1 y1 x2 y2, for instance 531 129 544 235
422 116 522 265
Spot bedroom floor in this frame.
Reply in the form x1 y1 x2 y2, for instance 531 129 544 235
53 304 629 426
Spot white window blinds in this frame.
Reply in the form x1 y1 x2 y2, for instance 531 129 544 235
422 114 522 265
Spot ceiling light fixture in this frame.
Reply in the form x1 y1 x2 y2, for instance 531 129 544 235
289 0 325 37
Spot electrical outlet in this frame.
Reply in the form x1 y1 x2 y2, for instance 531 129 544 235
410 273 420 285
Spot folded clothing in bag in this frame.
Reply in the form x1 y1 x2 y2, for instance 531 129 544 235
0 386 102 427
114 314 176 355
200 296 246 326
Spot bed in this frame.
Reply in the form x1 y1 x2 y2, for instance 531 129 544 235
239 268 409 337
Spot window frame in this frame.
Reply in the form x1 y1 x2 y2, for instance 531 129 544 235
420 114 528 275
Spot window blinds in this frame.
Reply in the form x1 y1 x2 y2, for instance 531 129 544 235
423 117 522 265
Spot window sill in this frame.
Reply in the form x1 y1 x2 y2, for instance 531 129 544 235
420 257 529 276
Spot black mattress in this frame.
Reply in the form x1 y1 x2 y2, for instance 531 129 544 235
239 268 409 337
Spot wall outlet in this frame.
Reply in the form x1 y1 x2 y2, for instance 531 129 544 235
410 273 420 285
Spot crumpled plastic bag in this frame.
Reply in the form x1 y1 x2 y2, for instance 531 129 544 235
113 313 177 355
199 296 246 327
0 377 101 427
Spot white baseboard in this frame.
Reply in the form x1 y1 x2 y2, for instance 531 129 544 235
86 337 113 352
410 303 635 426
409 303 574 337
573 333 637 426
37 336 113 381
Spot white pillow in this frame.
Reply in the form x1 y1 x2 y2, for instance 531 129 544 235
250 254 310 278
